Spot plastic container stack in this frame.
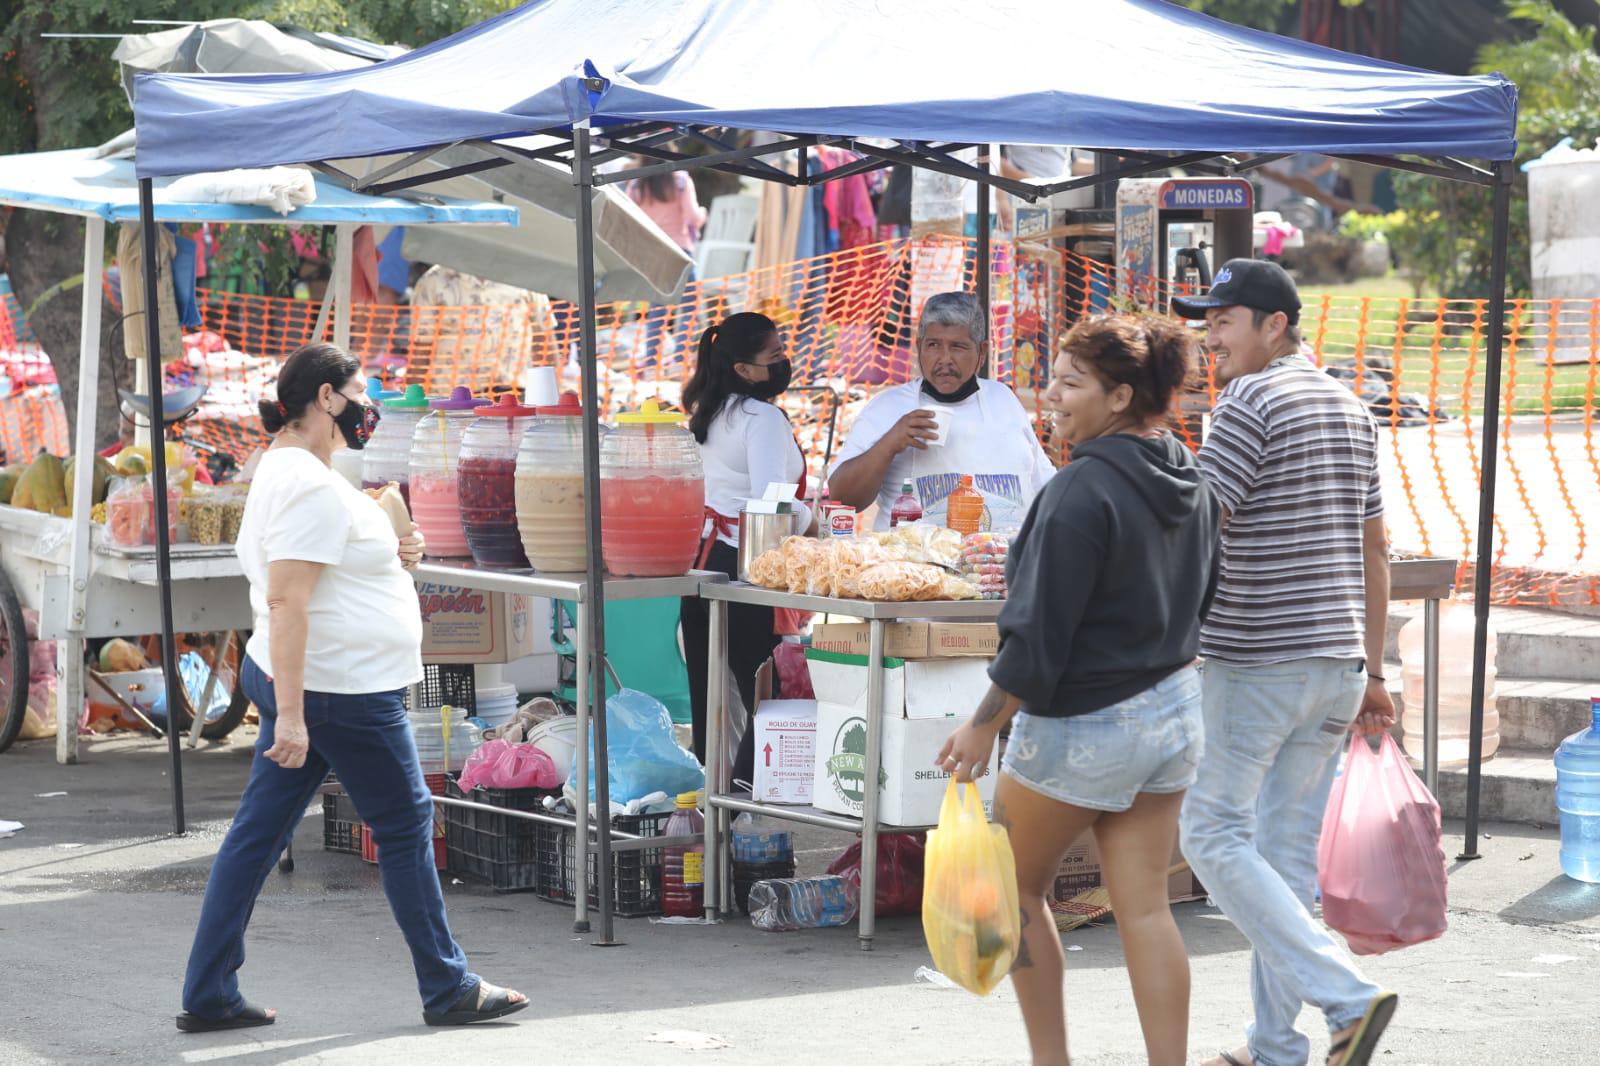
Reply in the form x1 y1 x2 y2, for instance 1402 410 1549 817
959 531 1011 600
410 706 483 777
600 400 705 577
459 395 538 569
364 384 431 508
1398 600 1499 767
409 386 487 559
731 812 796 915
514 392 603 572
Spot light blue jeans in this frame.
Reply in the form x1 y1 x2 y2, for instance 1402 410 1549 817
1179 658 1381 1066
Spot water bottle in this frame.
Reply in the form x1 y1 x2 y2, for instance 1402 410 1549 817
732 813 796 915
748 875 859 931
1554 697 1600 883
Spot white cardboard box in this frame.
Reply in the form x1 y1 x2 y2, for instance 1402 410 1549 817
417 584 538 665
803 649 994 720
810 699 997 826
752 699 818 805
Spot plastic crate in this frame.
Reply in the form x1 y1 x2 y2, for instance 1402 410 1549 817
322 792 361 854
537 810 672 918
442 776 562 893
416 664 477 715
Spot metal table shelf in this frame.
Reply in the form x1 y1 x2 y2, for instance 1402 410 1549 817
699 580 1002 949
413 562 720 930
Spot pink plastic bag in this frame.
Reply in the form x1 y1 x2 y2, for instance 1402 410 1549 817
458 739 561 792
1317 732 1448 955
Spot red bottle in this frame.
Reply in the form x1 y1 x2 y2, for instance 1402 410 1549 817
661 791 706 917
889 480 923 527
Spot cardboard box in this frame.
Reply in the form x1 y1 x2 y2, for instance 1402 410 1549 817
803 648 994 720
809 622 1000 660
811 698 997 826
417 583 538 664
752 699 817 805
1054 835 1204 905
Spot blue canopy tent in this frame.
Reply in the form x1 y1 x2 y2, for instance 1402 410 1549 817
131 0 1519 945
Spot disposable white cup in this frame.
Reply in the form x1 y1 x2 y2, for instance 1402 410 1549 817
916 405 953 447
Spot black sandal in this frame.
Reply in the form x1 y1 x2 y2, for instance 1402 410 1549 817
422 980 529 1027
175 1001 276 1033
1218 1052 1250 1066
1328 991 1399 1066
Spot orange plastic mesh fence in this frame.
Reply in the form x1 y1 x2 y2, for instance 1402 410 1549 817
3 237 1597 607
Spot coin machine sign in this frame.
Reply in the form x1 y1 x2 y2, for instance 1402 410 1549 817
1114 177 1254 313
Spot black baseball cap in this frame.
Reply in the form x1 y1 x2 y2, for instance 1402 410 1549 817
1171 258 1301 324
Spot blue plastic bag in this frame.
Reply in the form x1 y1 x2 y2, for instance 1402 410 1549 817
566 687 704 807
149 652 232 725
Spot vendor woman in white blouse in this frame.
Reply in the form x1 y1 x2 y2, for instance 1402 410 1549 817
829 291 1055 530
679 312 812 788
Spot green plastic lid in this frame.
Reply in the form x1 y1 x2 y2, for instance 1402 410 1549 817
383 384 431 410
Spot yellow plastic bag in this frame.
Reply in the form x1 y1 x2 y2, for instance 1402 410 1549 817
921 779 1021 995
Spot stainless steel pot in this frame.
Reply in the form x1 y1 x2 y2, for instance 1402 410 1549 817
738 505 799 582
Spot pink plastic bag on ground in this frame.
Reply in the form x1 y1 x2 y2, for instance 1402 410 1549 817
1317 732 1448 955
458 739 561 792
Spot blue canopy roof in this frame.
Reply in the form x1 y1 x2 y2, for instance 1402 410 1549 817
133 0 1519 179
0 149 517 225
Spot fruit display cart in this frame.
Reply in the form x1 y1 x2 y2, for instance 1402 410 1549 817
0 147 515 763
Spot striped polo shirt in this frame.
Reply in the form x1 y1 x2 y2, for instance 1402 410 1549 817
1197 352 1382 665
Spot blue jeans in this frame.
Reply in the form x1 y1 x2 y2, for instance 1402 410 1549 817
1179 658 1381 1066
182 657 475 1020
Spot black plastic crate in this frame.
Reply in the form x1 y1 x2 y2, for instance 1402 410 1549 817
537 810 673 918
416 664 477 715
322 791 361 854
442 777 561 893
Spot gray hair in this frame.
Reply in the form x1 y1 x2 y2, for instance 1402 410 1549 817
916 291 986 348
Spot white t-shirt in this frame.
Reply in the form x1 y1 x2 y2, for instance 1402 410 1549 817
238 448 423 694
830 378 1055 532
700 397 812 547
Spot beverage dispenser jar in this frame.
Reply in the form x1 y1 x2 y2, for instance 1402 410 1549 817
1555 698 1600 883
459 395 538 569
409 386 487 559
1398 599 1499 768
333 379 399 489
514 392 606 572
600 400 705 577
363 384 431 508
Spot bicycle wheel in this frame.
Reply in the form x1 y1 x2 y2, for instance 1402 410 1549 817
0 563 33 754
138 630 252 740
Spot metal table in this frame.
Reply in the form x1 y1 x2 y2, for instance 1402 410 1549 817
698 580 1004 950
413 562 719 930
1390 556 1457 795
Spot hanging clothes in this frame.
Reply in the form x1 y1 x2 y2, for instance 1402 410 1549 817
116 222 184 363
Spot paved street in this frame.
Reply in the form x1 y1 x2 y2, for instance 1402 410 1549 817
3 731 1599 1065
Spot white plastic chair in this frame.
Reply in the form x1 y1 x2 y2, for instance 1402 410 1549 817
694 193 761 279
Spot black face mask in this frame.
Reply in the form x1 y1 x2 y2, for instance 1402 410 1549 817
920 374 980 404
335 399 381 450
741 358 792 401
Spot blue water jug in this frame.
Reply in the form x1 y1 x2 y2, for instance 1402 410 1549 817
1554 697 1600 883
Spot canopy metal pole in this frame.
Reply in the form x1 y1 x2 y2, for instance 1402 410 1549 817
976 146 992 378
573 123 618 945
332 223 354 350
137 179 186 835
1460 159 1513 860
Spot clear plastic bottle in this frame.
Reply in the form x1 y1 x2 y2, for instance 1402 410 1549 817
1398 600 1499 767
409 386 488 558
1555 698 1600 883
946 473 985 536
364 384 432 509
459 395 538 569
732 813 796 916
600 400 705 577
748 874 859 931
514 392 606 572
889 480 923 527
661 791 706 918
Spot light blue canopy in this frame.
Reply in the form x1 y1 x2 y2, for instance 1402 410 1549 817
132 0 1518 179
1 148 517 225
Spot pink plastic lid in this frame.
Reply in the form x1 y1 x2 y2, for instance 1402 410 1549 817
536 392 583 417
429 386 488 411
475 394 538 417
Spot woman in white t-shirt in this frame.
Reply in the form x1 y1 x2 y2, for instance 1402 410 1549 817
829 291 1055 531
178 344 526 1034
678 313 812 787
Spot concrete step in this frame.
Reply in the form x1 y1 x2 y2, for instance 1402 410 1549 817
1386 603 1600 683
1435 748 1556 828
1388 673 1597 753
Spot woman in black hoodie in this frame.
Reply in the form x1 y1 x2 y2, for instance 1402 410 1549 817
937 315 1220 1066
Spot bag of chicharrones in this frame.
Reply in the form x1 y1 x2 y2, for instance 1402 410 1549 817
922 780 1021 994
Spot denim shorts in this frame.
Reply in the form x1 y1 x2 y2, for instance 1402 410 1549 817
1001 665 1204 812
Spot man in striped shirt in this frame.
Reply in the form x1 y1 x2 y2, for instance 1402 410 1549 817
1173 260 1398 1066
